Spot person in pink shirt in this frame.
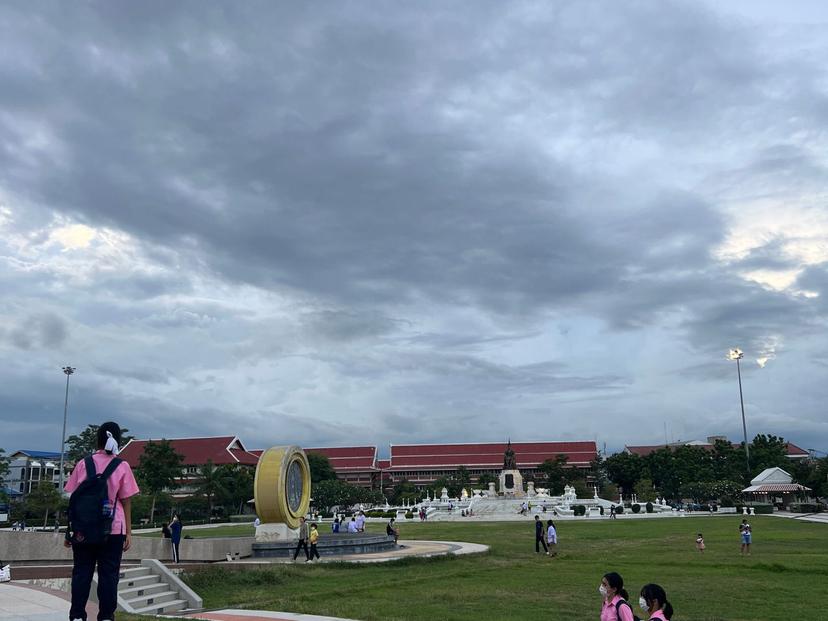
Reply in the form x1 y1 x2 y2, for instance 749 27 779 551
638 583 674 620
63 421 140 621
599 571 636 621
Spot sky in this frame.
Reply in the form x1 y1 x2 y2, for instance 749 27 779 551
1 1 827 457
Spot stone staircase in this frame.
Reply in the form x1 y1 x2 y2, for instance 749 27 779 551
95 559 202 615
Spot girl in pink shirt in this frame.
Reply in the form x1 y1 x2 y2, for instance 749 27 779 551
599 571 635 621
64 421 140 621
639 583 674 620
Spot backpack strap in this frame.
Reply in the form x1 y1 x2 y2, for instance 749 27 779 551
84 456 97 481
615 599 633 620
99 457 123 482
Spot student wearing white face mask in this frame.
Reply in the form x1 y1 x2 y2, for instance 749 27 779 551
638 583 674 620
599 571 635 621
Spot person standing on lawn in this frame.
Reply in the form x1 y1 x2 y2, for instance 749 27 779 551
740 519 752 555
546 519 558 557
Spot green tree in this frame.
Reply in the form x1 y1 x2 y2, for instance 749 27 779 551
307 453 338 484
389 478 418 505
312 479 382 513
454 465 471 494
228 466 255 514
195 460 231 520
711 439 747 484
0 448 9 488
538 455 570 495
65 424 135 463
604 452 644 497
136 439 183 524
634 477 657 502
28 481 62 527
749 434 789 476
476 473 497 491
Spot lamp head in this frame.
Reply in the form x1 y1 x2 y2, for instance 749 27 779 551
727 348 744 361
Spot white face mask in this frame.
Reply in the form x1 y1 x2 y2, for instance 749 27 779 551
599 585 608 597
639 597 649 611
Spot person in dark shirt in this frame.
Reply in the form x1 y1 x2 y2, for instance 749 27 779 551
534 515 549 555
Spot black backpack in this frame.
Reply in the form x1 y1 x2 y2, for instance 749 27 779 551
67 456 122 545
616 599 642 621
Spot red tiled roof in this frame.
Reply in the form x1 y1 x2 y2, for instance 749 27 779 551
376 459 391 469
743 483 811 493
785 442 809 457
119 436 254 468
306 446 377 471
388 441 597 469
625 444 670 457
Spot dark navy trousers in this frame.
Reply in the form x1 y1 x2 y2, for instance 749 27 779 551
70 535 125 621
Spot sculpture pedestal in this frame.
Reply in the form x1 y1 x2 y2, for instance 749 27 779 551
255 523 300 542
499 469 525 497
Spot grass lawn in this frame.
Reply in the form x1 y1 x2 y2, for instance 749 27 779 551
171 516 827 621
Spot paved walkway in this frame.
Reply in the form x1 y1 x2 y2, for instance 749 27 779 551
0 582 97 621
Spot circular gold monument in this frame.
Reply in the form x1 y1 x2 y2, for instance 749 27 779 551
254 445 311 528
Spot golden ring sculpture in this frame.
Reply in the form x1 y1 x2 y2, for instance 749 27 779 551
254 445 311 529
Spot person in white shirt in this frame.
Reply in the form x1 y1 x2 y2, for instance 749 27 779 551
355 511 366 532
546 520 558 557
347 517 358 533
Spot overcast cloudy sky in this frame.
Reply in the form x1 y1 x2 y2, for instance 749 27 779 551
1 1 827 457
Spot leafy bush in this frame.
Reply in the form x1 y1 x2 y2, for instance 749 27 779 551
632 503 641 514
615 505 624 514
788 503 818 513
405 512 413 519
645 502 653 513
573 505 586 516
748 503 774 514
599 506 604 515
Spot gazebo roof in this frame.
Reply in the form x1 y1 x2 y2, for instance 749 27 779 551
742 483 811 493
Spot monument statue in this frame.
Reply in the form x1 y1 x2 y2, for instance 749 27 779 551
254 445 312 541
503 440 517 470
499 439 525 497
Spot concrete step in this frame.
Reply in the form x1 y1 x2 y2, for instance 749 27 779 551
119 581 169 599
132 598 189 615
119 573 160 590
126 589 179 609
120 566 151 579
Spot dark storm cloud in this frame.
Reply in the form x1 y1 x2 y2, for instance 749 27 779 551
4 313 68 350
1 1 827 452
0 0 764 321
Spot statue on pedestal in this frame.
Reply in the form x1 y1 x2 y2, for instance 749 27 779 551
503 440 517 470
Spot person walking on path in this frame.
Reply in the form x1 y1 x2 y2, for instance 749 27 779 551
639 583 674 620
739 519 752 555
308 523 321 561
534 515 549 554
599 571 635 621
169 513 183 563
63 421 139 621
293 516 310 561
546 520 558 557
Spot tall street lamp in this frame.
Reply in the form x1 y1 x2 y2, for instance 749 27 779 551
727 349 750 476
58 366 76 495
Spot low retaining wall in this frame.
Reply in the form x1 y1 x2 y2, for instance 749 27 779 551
253 533 396 558
0 531 253 563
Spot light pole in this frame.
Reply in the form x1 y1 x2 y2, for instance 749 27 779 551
727 349 750 476
58 366 76 496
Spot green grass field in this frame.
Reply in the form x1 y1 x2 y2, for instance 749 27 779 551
168 516 827 621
